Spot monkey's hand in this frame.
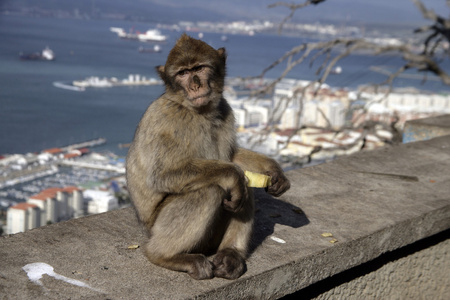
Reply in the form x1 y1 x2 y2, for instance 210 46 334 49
222 167 248 213
264 169 290 197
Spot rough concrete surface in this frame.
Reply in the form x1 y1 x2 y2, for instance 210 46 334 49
1 135 449 300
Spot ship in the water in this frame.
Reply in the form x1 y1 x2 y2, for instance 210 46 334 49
19 46 55 61
53 81 85 92
110 27 167 42
138 45 162 53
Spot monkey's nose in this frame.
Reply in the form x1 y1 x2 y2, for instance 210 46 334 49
193 76 202 89
189 84 200 92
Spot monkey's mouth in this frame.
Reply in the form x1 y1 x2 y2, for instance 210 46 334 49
189 92 212 107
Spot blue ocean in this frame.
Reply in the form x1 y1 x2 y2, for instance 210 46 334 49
1 15 449 156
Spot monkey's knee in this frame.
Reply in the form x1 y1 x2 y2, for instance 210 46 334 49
212 248 246 280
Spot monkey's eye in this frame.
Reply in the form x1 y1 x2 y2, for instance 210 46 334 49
177 70 189 77
193 65 205 72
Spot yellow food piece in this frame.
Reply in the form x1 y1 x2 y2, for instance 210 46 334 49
321 232 333 237
245 170 272 188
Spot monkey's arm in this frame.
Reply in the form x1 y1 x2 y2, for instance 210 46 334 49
147 157 248 212
156 159 242 193
232 148 290 197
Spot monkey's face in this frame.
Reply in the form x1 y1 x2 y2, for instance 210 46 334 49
157 34 227 108
174 65 213 107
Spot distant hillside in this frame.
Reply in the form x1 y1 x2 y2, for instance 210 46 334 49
0 0 231 23
1 0 447 27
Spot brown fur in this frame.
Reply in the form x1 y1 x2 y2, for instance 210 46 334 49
126 34 290 280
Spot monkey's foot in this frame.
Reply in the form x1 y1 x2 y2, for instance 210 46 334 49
187 254 215 280
212 248 246 280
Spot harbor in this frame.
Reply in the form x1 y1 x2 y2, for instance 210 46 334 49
60 138 106 151
53 74 163 91
52 74 162 91
0 136 127 236
0 138 121 191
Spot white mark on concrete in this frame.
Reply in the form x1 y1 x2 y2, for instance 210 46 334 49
22 262 101 292
270 236 286 244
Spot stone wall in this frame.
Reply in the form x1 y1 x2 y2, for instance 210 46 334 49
0 117 449 299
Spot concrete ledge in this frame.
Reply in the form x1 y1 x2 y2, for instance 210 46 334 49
1 135 450 299
403 114 450 143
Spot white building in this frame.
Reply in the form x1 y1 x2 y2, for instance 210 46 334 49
321 100 346 128
382 92 450 112
230 97 270 128
233 106 269 128
84 189 118 214
7 186 84 234
273 79 349 130
233 107 247 127
280 100 346 129
272 79 310 122
357 92 450 127
280 105 301 129
27 186 83 224
6 203 40 234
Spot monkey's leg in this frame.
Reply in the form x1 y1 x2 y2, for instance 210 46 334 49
213 189 255 279
143 187 224 280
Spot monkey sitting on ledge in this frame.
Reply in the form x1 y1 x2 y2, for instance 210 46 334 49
126 34 290 280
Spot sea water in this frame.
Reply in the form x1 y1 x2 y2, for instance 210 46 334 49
1 15 449 156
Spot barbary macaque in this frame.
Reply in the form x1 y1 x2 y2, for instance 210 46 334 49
126 34 290 280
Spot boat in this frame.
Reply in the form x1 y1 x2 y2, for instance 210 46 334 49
53 81 85 92
110 27 167 42
110 27 138 39
19 46 55 61
138 45 162 53
331 66 342 74
137 29 167 42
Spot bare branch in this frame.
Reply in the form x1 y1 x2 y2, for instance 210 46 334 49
268 0 327 10
411 0 450 29
268 0 327 33
256 37 450 90
266 0 450 86
411 0 450 63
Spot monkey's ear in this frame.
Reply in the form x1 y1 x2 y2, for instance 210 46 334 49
217 47 227 62
156 65 169 83
156 65 165 76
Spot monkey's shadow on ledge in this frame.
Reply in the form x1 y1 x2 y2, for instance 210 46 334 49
249 189 310 254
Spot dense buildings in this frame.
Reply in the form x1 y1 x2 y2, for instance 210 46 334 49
6 203 39 234
1 145 125 235
7 186 82 234
6 184 121 234
230 78 450 162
